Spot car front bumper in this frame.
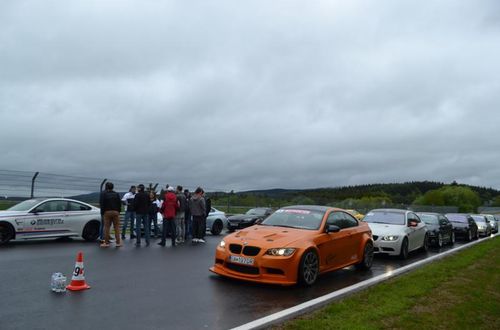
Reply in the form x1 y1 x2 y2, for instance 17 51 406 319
372 237 402 256
210 246 301 285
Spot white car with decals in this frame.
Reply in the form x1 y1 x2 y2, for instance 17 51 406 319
0 198 101 244
363 209 429 259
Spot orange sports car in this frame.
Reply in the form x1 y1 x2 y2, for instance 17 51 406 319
209 205 374 286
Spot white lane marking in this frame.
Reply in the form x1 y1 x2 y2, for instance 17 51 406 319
232 233 499 330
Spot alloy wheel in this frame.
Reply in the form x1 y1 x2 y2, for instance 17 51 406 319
302 252 319 285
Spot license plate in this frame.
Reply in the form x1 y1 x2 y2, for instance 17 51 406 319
229 255 254 265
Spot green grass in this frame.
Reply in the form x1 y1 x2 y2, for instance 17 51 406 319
0 200 16 210
277 237 500 330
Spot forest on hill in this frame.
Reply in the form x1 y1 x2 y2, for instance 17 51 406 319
209 181 500 213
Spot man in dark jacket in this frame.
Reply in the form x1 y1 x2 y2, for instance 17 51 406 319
99 182 122 248
134 184 151 247
190 187 206 243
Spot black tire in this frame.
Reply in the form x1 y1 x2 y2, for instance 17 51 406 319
399 237 409 260
475 230 480 240
211 220 223 235
355 241 374 270
82 221 100 242
421 233 429 252
467 230 473 242
450 231 455 245
437 233 443 248
298 250 319 286
0 222 15 245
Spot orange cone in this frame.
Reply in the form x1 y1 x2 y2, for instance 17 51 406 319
66 251 91 291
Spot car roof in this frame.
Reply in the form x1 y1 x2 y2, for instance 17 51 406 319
416 212 442 216
370 208 409 214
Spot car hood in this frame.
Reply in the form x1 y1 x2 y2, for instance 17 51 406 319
228 214 261 222
367 223 407 236
0 211 28 218
224 225 313 248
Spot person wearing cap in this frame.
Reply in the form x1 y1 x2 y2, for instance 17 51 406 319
158 186 179 247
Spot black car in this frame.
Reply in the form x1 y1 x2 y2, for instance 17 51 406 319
227 207 273 232
417 212 454 247
445 213 479 242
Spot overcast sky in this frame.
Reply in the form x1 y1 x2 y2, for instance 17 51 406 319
0 0 499 192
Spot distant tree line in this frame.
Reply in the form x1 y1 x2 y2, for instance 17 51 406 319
209 181 500 213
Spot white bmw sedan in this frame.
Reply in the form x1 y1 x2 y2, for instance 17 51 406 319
0 198 101 245
364 209 428 259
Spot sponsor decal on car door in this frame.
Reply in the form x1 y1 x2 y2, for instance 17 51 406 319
23 201 67 238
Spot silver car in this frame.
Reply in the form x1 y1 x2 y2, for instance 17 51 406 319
481 214 498 233
156 208 228 236
471 215 492 237
205 207 228 235
0 198 101 244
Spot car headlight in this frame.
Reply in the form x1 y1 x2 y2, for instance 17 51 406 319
265 248 296 256
219 240 226 248
381 235 399 241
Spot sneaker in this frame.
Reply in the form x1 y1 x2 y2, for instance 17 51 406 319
116 243 123 247
158 242 166 246
135 243 141 247
192 238 199 243
198 239 206 243
100 243 110 248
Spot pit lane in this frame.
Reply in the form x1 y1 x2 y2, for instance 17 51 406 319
0 235 485 330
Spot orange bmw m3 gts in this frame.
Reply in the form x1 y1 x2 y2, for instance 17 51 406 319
210 205 374 286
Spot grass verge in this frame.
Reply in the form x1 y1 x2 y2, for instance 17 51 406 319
277 237 499 330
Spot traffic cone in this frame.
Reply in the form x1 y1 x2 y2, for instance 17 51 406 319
66 251 91 291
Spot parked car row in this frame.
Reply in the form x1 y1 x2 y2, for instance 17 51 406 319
211 205 497 287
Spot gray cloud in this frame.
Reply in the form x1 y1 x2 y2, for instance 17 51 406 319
1 0 499 192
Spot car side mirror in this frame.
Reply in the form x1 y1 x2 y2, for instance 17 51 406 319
255 218 263 225
408 220 418 227
326 225 341 233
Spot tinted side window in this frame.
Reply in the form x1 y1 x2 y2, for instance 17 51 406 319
34 201 67 212
326 212 344 227
68 202 91 211
341 212 358 228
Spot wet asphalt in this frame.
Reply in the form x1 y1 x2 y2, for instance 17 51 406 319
0 234 478 330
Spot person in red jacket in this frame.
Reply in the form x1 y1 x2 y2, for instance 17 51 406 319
158 186 179 247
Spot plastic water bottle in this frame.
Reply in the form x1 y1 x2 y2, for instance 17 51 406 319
51 272 61 292
50 273 66 293
56 275 67 293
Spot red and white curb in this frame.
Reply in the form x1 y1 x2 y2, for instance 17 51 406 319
232 233 499 330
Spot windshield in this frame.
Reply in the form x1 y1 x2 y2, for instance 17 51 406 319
419 214 439 225
446 214 467 223
7 199 42 211
246 208 268 216
363 211 406 225
261 208 325 230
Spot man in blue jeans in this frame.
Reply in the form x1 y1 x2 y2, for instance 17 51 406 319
134 184 151 247
121 185 136 240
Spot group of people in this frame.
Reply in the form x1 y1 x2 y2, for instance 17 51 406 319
99 182 212 248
